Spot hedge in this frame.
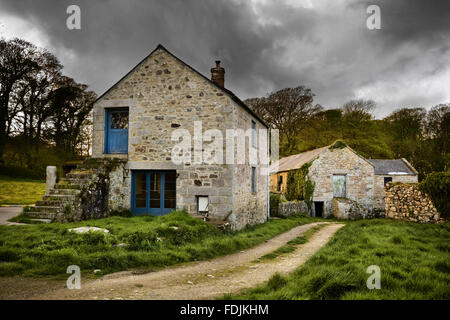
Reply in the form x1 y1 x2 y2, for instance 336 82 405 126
419 171 450 218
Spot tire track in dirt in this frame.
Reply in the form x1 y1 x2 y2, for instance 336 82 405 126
32 222 344 300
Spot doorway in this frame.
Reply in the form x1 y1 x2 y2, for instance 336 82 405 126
105 108 129 154
131 170 176 215
314 201 324 217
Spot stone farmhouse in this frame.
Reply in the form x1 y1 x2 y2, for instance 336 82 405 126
270 142 418 218
27 44 269 230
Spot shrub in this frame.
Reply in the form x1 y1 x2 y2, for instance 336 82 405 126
109 208 133 217
270 194 281 210
285 162 315 209
419 172 450 218
0 165 45 180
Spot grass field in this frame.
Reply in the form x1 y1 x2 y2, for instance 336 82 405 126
0 211 317 278
0 175 46 205
226 219 450 300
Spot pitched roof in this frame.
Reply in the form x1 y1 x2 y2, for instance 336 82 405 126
367 159 417 175
95 44 268 128
270 146 329 174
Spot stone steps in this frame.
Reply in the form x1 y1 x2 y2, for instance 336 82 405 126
24 158 123 222
35 200 61 206
43 194 77 201
59 178 91 185
24 210 57 220
23 160 97 221
54 184 82 190
48 188 81 196
66 172 93 180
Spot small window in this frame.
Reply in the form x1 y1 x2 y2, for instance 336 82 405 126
332 174 346 197
197 196 209 215
384 177 393 185
251 120 257 147
277 175 283 192
251 167 257 193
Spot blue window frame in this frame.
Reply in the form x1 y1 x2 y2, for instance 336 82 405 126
131 170 176 215
105 108 128 154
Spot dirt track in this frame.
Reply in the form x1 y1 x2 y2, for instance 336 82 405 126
29 222 344 300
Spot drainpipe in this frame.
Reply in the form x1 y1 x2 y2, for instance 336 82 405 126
267 128 270 220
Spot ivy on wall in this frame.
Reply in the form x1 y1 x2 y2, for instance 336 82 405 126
285 162 315 209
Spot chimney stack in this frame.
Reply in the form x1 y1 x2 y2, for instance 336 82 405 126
211 60 225 87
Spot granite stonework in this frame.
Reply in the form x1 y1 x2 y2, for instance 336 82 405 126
373 174 418 210
91 46 268 230
308 147 375 217
385 183 441 223
278 201 309 217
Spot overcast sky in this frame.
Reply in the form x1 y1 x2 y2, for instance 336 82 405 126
1 0 449 118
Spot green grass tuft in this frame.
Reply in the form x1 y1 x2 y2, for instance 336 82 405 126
0 212 315 277
0 175 46 205
229 219 450 300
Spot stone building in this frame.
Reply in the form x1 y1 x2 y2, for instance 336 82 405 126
269 142 418 218
28 44 269 230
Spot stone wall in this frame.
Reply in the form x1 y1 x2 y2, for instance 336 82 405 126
385 183 440 223
308 147 375 217
331 197 382 220
373 174 418 210
278 201 309 217
55 159 128 222
230 100 268 229
91 46 268 230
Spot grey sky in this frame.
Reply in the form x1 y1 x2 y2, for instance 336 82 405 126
1 0 449 118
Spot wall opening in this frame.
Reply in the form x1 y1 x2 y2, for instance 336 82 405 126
197 196 209 220
314 201 324 217
384 177 393 185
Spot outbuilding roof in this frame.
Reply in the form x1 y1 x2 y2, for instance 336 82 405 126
367 159 418 175
269 146 329 174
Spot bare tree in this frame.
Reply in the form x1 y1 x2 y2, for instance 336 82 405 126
246 86 322 152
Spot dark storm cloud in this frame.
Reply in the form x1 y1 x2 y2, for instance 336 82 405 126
1 0 449 117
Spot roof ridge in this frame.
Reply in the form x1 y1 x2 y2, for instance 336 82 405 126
95 44 268 127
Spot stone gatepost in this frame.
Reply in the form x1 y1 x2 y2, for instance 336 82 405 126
46 166 57 195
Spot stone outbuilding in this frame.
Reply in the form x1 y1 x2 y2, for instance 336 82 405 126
270 142 418 218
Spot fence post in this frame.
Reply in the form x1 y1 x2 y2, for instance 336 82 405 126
46 166 57 195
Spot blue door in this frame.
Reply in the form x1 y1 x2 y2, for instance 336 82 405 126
105 108 128 154
131 171 176 215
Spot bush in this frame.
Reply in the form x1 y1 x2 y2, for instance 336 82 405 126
270 194 281 210
0 165 45 180
109 208 133 217
419 172 450 218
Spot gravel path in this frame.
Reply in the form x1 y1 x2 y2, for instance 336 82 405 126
32 222 344 300
0 206 23 225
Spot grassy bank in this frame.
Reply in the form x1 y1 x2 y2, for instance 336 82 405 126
0 211 316 278
227 219 450 300
0 175 45 205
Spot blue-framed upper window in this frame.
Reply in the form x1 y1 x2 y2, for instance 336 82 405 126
105 108 129 154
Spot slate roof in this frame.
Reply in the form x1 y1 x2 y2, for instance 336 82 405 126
94 44 268 128
367 159 417 175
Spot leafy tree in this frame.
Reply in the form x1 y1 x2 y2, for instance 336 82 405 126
0 38 40 164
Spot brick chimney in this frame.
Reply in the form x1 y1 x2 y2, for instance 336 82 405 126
211 60 225 87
